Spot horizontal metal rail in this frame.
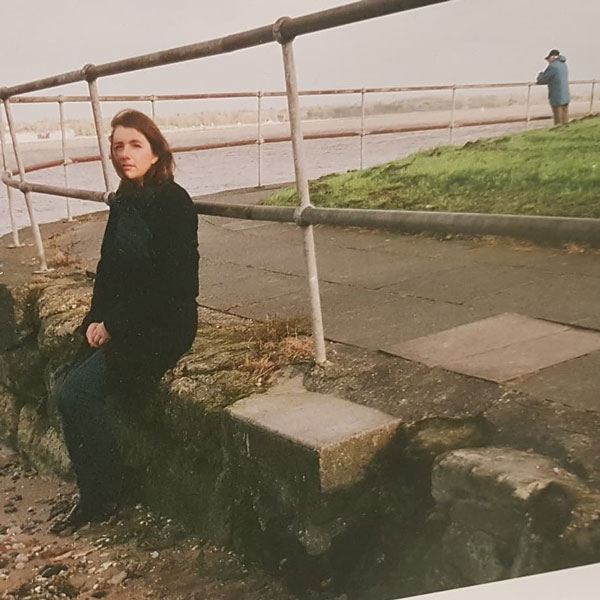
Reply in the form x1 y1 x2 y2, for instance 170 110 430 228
0 0 449 99
195 202 600 246
1 171 113 204
7 79 598 104
4 172 599 247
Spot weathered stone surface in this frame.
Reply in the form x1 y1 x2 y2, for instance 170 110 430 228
227 378 401 493
16 404 71 476
433 447 586 508
0 385 20 445
431 447 600 586
224 378 401 565
405 417 489 465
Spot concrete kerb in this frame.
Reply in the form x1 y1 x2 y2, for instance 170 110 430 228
191 186 600 247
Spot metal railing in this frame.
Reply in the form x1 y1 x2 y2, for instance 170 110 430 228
1 0 599 362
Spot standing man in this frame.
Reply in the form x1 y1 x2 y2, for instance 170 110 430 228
536 49 570 125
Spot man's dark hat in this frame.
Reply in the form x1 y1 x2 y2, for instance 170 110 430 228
545 49 560 59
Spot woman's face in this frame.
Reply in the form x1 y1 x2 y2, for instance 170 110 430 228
111 125 158 182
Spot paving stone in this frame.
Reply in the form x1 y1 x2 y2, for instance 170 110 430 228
221 220 269 231
475 274 600 331
387 313 600 382
384 265 554 304
508 351 600 411
440 328 600 382
387 313 567 367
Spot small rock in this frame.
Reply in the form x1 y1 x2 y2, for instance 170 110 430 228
41 563 68 578
108 570 128 585
15 562 27 570
52 550 73 562
149 551 159 559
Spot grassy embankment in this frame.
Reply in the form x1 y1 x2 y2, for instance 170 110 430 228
264 116 600 219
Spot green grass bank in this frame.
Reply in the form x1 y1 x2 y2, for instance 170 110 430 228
265 116 600 219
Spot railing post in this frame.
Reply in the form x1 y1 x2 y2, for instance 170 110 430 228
449 85 457 144
590 81 596 115
275 18 326 364
151 95 157 122
526 83 532 130
3 99 49 271
360 87 366 170
84 66 112 191
0 99 22 247
57 96 72 221
257 91 263 187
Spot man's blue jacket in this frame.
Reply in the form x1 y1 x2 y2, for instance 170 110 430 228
537 56 570 106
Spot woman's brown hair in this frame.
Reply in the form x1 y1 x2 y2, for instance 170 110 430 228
109 109 175 185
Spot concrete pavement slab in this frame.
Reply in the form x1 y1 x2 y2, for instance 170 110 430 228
508 351 600 411
200 260 306 310
475 274 600 330
316 248 464 290
318 284 494 349
232 290 311 321
440 327 600 382
221 220 271 231
466 244 600 276
388 313 568 366
389 313 600 382
384 265 555 304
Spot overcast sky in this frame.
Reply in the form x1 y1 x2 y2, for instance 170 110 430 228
1 0 598 118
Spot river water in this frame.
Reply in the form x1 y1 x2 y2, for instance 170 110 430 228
0 112 552 237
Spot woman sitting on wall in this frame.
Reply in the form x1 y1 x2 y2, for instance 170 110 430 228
52 109 199 533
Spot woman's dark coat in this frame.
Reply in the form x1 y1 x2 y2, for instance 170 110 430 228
80 178 199 392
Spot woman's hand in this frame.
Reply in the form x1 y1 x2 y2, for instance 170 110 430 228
86 322 111 348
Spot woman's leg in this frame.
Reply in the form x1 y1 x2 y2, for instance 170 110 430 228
58 348 121 511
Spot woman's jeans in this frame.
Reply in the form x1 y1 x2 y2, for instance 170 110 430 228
58 348 121 506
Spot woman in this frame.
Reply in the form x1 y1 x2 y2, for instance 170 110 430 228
53 109 199 532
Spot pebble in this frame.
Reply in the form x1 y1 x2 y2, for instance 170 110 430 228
108 570 128 585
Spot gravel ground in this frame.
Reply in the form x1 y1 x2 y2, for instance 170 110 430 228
0 445 309 600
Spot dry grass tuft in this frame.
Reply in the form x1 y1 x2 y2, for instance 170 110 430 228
48 250 81 268
232 316 314 386
563 242 599 255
